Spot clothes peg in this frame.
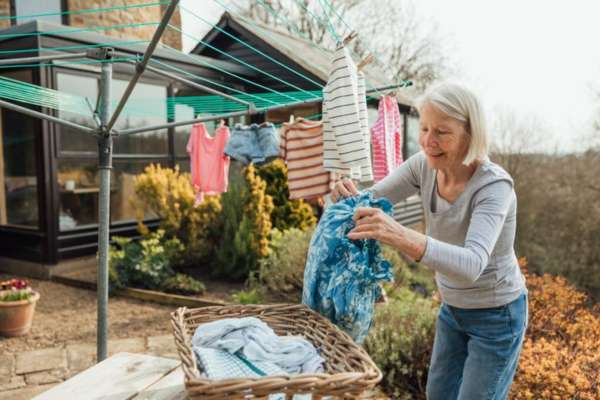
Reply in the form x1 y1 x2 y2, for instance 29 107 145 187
342 31 358 46
357 54 374 72
218 118 226 128
289 114 295 124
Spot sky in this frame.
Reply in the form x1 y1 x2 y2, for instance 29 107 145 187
180 0 600 153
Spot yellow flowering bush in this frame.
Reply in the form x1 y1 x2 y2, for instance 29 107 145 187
133 164 222 265
256 160 317 231
214 163 274 280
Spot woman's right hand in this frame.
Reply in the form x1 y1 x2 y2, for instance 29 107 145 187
330 178 360 203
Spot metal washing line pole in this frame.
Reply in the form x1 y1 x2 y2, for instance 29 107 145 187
0 0 181 362
0 0 413 363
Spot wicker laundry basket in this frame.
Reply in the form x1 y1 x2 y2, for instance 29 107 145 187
171 303 382 399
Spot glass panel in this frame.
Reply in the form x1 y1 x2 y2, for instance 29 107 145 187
174 103 194 156
112 79 168 154
406 114 420 158
15 0 62 24
56 72 98 152
57 159 166 230
174 158 190 175
57 159 99 229
111 159 164 223
0 108 40 228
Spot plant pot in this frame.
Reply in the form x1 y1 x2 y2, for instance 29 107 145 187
0 291 40 337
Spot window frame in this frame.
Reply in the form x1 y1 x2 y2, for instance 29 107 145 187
51 66 172 159
10 0 69 26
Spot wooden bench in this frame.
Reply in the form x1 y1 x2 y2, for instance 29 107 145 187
32 352 187 400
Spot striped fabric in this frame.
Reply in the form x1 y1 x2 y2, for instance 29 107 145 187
371 95 403 182
280 118 332 200
322 44 373 182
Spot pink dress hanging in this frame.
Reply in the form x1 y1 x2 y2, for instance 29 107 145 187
186 123 230 206
371 95 403 182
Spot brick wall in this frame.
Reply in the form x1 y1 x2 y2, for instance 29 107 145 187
0 0 10 30
68 0 182 50
0 0 182 50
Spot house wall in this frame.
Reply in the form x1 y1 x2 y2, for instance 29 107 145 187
0 0 182 50
0 0 9 29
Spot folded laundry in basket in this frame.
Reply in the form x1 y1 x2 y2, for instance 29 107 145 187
194 347 320 400
192 317 324 375
194 346 287 379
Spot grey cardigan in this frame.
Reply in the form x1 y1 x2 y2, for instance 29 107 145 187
372 151 526 308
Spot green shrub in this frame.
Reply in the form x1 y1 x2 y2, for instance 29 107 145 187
381 246 437 297
109 230 182 290
108 230 204 294
214 163 274 280
162 273 206 295
256 159 317 231
364 288 438 400
231 288 264 305
251 227 314 302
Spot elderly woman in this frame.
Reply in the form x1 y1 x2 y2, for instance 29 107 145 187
332 82 528 399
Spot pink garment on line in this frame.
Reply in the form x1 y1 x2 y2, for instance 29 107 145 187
371 95 403 182
186 123 230 206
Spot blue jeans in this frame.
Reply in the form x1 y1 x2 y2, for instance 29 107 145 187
426 291 528 400
224 123 279 165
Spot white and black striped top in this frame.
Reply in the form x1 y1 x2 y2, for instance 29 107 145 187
322 45 373 182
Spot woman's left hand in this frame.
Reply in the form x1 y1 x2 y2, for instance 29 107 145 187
347 207 404 247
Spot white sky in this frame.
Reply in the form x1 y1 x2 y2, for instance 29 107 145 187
180 0 600 153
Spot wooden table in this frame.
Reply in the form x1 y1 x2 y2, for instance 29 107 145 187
32 352 187 400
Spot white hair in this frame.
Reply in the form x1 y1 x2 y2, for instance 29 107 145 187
417 82 489 165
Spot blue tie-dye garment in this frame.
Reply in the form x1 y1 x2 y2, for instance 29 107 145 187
302 191 394 343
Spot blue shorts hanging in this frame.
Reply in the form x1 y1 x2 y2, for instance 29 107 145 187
302 191 394 343
224 122 280 165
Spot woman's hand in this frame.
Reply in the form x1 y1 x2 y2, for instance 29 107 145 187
330 178 359 203
348 207 428 261
347 207 403 246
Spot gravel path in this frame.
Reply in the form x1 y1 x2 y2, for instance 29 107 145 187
0 276 175 353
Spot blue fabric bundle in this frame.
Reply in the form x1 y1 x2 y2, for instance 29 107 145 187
302 191 394 343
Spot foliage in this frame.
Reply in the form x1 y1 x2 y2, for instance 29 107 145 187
364 287 439 400
510 259 600 399
243 0 449 91
162 274 206 295
231 288 264 305
491 150 600 299
109 229 205 295
256 160 317 231
0 279 34 302
381 246 436 297
133 164 222 266
214 163 274 280
251 227 314 302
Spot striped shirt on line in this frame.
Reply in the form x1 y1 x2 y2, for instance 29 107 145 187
322 44 373 183
280 118 332 200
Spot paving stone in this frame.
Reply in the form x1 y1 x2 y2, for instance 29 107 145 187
108 337 146 356
0 376 25 392
15 348 67 374
25 369 66 385
66 342 96 375
0 355 14 383
0 383 57 400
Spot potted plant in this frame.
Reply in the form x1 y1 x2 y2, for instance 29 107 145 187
0 279 40 337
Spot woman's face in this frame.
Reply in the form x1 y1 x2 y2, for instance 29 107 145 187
418 102 471 170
